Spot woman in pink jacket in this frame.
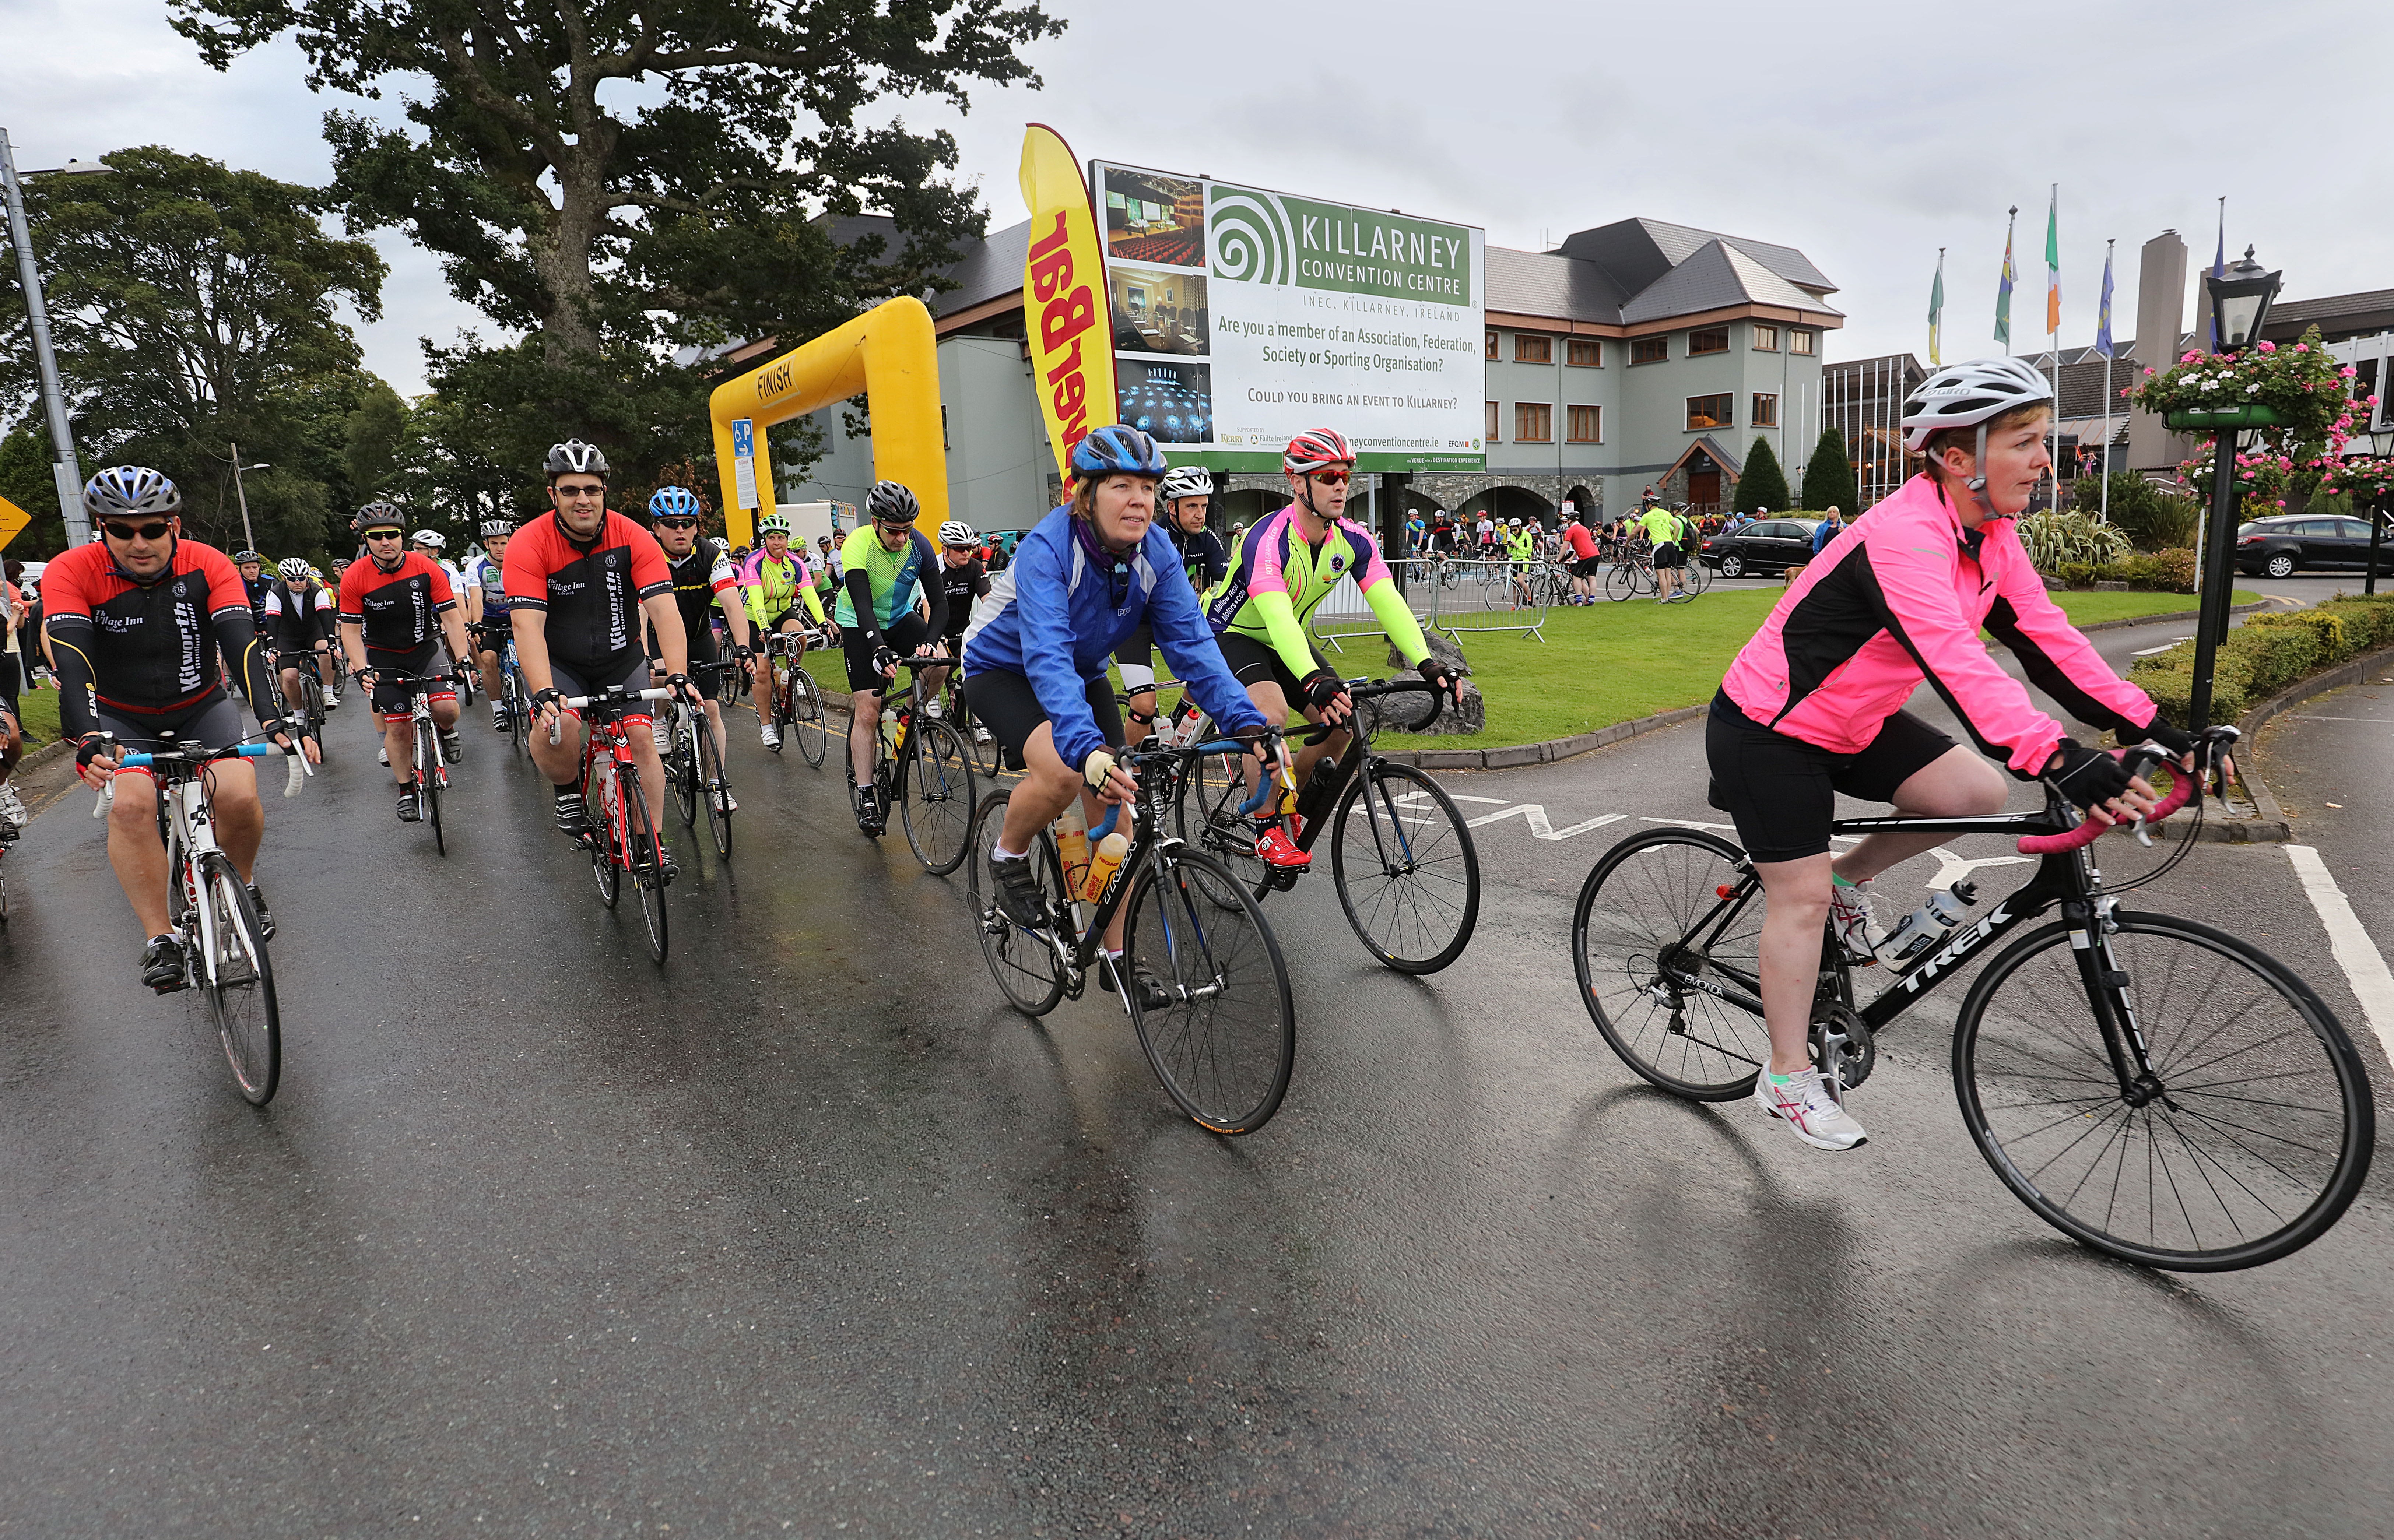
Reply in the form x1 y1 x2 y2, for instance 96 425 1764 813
1710 356 2193 1151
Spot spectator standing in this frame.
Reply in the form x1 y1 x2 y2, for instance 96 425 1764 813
1809 506 1845 556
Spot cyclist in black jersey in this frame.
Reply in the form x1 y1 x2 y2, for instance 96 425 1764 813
265 556 338 722
647 488 752 802
1116 465 1227 746
933 519 989 732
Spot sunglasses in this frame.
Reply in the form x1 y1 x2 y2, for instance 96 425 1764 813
655 517 700 530
554 483 607 499
362 529 405 542
102 521 173 542
1310 470 1352 485
874 519 914 532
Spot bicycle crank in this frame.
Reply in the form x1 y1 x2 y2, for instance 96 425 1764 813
1809 1001 1877 1097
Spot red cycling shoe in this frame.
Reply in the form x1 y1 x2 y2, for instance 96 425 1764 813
1253 824 1310 869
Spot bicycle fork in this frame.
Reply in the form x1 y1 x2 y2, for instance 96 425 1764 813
2064 896 2168 1108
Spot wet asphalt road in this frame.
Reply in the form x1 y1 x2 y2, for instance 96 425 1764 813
3 617 2391 1537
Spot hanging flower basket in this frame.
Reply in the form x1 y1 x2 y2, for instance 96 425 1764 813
2132 326 2379 512
2164 404 2282 429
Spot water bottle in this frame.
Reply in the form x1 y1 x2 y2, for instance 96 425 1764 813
1055 798 1092 897
1157 697 1201 749
1083 826 1130 903
1880 880 1979 965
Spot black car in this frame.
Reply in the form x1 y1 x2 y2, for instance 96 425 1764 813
2235 514 2394 578
1698 517 1823 578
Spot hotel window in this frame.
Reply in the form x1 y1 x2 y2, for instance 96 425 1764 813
1567 339 1603 367
1485 400 1500 441
1514 334 1552 364
1752 324 1779 351
1515 402 1553 442
1485 329 1499 359
1686 393 1734 432
1752 392 1778 428
1567 404 1602 443
1789 329 1816 355
1689 326 1730 356
1630 337 1670 365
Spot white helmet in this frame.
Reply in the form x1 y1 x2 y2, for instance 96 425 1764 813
411 529 447 550
1158 465 1212 501
937 520 979 548
1901 356 2053 453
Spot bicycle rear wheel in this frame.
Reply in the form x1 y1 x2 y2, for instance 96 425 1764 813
1330 762 1479 973
196 852 280 1105
668 709 699 826
787 667 828 767
1124 848 1296 1134
967 791 1068 1015
1604 564 1637 601
620 767 668 963
1683 557 1713 595
900 717 975 875
695 713 733 858
1572 827 1768 1100
585 759 621 908
1173 746 1271 906
1953 911 2374 1271
415 718 445 856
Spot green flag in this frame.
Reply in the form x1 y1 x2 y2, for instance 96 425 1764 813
1928 249 1945 366
2043 185 2060 335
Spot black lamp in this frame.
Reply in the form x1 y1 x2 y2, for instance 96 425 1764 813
2208 246 2282 352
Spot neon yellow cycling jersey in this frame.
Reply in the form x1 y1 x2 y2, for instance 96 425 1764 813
1203 504 1429 676
737 547 826 630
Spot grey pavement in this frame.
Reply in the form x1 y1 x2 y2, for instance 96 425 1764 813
1 643 2389 1536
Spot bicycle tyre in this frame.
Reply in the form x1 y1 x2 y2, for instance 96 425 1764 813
1172 745 1271 906
1605 564 1637 602
416 718 445 857
620 767 668 964
196 851 280 1105
900 717 975 875
1124 848 1296 1134
1684 557 1713 595
1952 911 2374 1272
1329 762 1480 973
967 791 1068 1016
788 667 828 767
506 670 529 758
695 713 733 859
586 759 621 909
669 708 699 826
1572 826 1769 1100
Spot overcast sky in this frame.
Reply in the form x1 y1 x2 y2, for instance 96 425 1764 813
8 0 2384 398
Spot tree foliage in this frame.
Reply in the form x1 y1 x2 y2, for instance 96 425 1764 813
1800 426 1859 516
170 0 1066 493
0 145 387 558
1735 436 1789 515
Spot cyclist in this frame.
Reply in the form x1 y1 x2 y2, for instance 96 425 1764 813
1712 357 2193 1152
340 502 474 822
49 468 312 986
1203 429 1460 866
1116 464 1226 747
933 519 991 728
463 517 517 731
1639 499 1684 603
812 533 842 608
962 426 1280 978
836 480 946 835
264 555 338 725
1561 515 1602 604
1503 518 1537 603
506 440 698 858
228 550 271 698
410 529 472 677
650 486 750 804
736 511 826 749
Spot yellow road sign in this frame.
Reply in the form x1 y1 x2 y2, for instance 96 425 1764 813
0 494 28 552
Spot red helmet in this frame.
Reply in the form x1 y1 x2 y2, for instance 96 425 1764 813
1282 428 1355 474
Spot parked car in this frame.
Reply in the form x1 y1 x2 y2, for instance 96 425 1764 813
2235 515 2394 579
1699 518 1823 578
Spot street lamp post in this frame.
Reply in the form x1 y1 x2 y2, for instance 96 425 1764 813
2186 246 2283 732
0 131 109 548
229 444 271 553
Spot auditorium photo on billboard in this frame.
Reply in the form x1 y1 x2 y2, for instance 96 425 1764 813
1118 359 1213 445
1102 167 1204 269
1108 265 1208 357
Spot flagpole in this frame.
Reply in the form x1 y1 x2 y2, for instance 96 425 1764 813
2100 236 2115 525
2047 184 2061 516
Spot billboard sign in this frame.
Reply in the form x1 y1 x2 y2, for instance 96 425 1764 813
1091 160 1485 474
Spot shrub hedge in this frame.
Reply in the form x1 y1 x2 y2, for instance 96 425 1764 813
2043 548 2199 592
2130 593 2394 727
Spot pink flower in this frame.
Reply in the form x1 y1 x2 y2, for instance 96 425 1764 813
2295 344 2309 353
2258 340 2277 353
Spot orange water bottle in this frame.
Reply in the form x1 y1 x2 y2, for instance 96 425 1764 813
1055 798 1091 898
1083 823 1130 902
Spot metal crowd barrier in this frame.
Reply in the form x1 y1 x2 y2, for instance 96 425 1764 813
1311 554 1550 649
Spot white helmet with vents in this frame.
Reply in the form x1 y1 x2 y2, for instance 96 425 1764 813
1900 356 2053 453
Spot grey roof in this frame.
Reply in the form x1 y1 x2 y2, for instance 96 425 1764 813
1557 217 1837 298
931 217 1033 318
2263 288 2394 342
1484 245 1630 323
1618 239 1844 324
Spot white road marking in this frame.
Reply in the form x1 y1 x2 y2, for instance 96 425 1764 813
1640 816 1739 834
2284 845 2394 1064
2282 714 2394 723
2130 640 2194 657
1467 804 1627 840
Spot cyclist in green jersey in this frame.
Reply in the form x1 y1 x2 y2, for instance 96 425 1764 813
736 512 827 748
837 480 948 833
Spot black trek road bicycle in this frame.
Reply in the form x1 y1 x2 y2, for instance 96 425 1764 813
1570 729 2373 1272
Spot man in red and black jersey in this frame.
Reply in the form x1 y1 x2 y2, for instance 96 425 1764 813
340 501 474 823
48 467 313 988
506 440 698 841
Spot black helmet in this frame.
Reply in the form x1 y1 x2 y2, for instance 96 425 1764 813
545 440 611 479
865 480 920 525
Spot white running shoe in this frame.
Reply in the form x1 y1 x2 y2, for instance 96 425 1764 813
0 782 27 829
1829 878 1885 965
1754 1068 1868 1150
653 722 672 752
923 696 944 719
377 745 389 766
760 722 781 749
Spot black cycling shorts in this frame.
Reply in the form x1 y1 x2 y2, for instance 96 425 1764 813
1654 542 1684 569
368 642 456 719
842 612 936 696
551 653 657 722
1571 556 1604 578
1704 692 1956 863
1112 621 1156 674
1217 632 1333 705
96 690 251 767
964 668 1122 774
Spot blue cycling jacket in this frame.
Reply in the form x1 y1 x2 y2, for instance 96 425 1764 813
963 505 1265 772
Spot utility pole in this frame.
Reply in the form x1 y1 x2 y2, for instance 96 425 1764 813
0 127 93 547
229 443 269 552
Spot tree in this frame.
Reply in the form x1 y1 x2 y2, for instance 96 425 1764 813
0 144 389 557
1800 426 1859 516
171 0 1067 491
1735 436 1789 516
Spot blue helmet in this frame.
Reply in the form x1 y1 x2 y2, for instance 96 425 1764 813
649 486 704 520
1068 424 1166 480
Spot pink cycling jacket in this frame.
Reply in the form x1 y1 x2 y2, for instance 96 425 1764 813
1720 473 2156 777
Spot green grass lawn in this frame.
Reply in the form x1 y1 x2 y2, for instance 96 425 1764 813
1388 586 2254 752
14 685 59 746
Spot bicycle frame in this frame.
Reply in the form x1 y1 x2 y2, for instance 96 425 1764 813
96 740 299 987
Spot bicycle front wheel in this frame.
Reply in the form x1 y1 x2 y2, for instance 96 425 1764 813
196 852 280 1105
967 791 1068 1016
1604 564 1637 601
695 713 733 858
900 717 975 875
1173 746 1271 906
1330 762 1480 973
1954 911 2374 1272
1572 827 1768 1100
585 759 621 908
1124 849 1296 1134
669 710 699 826
787 667 828 767
416 718 445 856
620 768 668 964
